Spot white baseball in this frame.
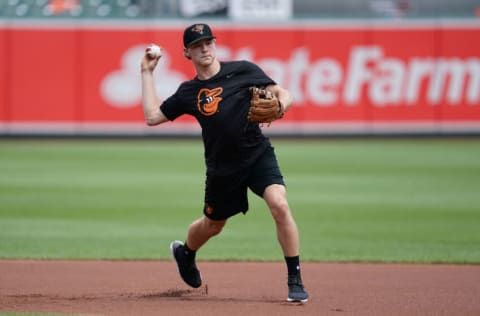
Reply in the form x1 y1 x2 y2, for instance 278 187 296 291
147 44 161 58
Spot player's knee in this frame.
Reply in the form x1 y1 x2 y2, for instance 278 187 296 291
204 218 226 237
271 199 289 213
269 198 291 224
264 184 288 213
266 188 289 213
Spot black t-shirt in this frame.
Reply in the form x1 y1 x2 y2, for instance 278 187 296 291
160 60 276 175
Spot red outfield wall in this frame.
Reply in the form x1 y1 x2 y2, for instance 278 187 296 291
0 21 479 135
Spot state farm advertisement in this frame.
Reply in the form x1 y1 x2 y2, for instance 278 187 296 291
1 21 479 135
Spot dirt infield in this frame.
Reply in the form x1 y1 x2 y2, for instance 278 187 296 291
1 260 479 316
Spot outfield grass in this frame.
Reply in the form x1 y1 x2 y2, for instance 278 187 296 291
0 138 479 263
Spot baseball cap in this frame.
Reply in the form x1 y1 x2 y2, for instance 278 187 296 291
183 23 216 48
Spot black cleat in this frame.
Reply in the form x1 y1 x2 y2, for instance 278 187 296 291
287 274 309 303
169 240 202 288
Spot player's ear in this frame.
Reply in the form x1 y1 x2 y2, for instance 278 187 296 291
183 48 191 60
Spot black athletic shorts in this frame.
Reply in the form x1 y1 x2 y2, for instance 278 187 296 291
203 146 285 221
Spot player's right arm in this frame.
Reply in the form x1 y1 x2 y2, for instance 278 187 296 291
140 49 169 126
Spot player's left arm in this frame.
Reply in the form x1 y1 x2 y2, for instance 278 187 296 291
266 84 294 114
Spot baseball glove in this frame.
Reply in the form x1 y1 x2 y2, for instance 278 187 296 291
248 87 284 124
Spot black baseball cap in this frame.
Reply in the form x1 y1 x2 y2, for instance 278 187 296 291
183 23 216 48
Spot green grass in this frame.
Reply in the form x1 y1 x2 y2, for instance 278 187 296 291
0 138 479 263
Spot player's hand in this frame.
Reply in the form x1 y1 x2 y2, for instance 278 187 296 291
141 46 162 74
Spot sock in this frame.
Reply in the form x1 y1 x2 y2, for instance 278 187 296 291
183 242 196 260
285 256 301 276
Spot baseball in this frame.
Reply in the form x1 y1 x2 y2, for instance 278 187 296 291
147 44 161 58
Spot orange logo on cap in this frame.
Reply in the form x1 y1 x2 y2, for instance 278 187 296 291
197 87 223 116
192 24 204 34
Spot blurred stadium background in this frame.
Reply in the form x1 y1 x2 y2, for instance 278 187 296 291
0 0 479 137
1 0 479 19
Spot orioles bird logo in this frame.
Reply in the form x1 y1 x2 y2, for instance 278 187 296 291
197 87 223 116
205 203 214 216
191 24 204 34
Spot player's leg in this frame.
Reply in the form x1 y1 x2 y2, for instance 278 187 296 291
247 146 301 258
247 145 308 302
170 216 226 288
171 170 246 289
263 184 299 257
263 184 309 303
186 216 227 250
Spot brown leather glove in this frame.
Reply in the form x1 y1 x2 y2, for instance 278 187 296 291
247 87 284 124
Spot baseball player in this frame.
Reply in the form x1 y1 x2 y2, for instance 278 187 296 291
140 23 309 303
